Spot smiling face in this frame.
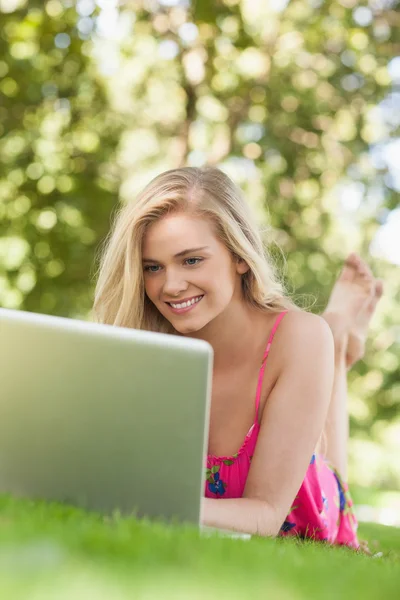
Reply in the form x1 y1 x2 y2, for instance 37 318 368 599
142 212 249 335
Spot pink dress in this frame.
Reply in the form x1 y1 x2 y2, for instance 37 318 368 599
205 310 359 548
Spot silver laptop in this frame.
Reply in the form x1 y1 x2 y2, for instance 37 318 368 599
0 307 213 526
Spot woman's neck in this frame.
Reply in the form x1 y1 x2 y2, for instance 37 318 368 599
189 299 270 371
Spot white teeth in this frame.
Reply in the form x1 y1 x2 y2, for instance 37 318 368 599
170 296 203 309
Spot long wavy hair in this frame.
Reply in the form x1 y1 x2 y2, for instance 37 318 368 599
92 166 302 332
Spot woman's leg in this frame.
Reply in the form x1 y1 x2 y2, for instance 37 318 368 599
320 317 349 479
320 253 382 479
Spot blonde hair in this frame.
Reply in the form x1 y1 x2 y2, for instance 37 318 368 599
92 166 301 332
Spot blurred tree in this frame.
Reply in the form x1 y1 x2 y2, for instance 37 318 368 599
0 0 122 318
0 0 399 492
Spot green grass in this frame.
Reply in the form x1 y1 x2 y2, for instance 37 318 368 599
0 496 399 599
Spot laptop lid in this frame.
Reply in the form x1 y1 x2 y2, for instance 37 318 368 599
0 308 213 525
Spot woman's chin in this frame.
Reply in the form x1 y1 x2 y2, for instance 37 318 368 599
172 317 207 336
175 323 202 335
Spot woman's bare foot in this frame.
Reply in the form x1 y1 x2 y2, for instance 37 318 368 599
346 278 384 369
322 253 376 364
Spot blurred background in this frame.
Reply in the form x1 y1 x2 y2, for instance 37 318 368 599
0 0 399 525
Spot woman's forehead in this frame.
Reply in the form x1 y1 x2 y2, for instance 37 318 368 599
143 213 217 249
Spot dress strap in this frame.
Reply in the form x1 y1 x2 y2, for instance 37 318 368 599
254 310 289 423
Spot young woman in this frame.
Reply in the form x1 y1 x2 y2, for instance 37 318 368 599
93 167 383 549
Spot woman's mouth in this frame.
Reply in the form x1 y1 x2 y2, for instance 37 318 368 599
166 295 204 315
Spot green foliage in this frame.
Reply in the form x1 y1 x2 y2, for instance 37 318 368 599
0 0 121 317
0 0 399 491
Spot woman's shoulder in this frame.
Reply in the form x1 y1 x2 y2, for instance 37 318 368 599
271 309 334 361
280 308 332 333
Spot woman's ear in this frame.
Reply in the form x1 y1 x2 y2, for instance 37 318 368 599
236 257 250 275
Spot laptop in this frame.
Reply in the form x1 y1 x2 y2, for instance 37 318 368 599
0 307 214 527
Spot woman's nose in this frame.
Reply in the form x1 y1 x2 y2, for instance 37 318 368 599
162 270 188 297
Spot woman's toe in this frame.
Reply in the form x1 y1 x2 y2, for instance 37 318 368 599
374 279 384 299
345 252 359 270
340 253 358 281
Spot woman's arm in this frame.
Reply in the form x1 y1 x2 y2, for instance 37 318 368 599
201 312 335 536
201 496 281 536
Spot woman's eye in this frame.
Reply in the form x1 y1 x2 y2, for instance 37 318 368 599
144 265 160 273
144 258 202 272
185 257 202 266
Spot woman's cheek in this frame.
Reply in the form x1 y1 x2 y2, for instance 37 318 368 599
144 279 156 303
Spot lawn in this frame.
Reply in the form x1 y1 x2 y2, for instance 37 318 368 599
0 496 399 599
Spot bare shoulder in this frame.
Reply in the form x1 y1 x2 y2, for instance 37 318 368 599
273 310 334 368
280 309 333 339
